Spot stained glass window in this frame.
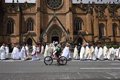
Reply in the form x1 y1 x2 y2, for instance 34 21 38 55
46 0 63 9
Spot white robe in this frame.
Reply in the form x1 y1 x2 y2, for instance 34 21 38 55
73 46 79 59
103 46 108 59
97 47 103 60
115 49 119 59
61 46 71 59
0 46 6 60
89 46 94 60
107 47 115 60
11 47 20 60
20 46 27 60
118 47 120 59
44 45 49 57
31 45 40 61
94 46 98 60
84 46 90 59
25 45 29 55
80 46 85 60
5 46 9 59
40 45 44 54
32 45 36 55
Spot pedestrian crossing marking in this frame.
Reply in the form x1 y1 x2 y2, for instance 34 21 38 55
80 67 120 70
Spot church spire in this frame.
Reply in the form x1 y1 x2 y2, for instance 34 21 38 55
17 0 20 12
12 0 14 3
17 0 19 3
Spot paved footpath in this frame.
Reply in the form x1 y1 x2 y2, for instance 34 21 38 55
0 60 120 80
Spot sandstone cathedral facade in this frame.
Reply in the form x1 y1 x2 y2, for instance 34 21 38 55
0 0 120 45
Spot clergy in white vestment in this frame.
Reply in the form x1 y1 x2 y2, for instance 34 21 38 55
61 43 71 59
5 45 9 59
25 44 29 56
31 45 40 61
88 45 94 60
115 48 119 59
11 43 20 60
79 44 85 60
103 45 108 59
36 44 41 57
118 47 120 59
40 44 44 54
73 45 79 60
97 46 103 60
47 44 53 56
32 45 36 55
108 47 115 60
20 45 27 60
93 45 98 60
44 44 49 57
0 44 6 60
84 45 90 60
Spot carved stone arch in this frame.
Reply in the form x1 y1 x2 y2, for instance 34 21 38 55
24 36 33 46
46 24 62 43
77 36 83 45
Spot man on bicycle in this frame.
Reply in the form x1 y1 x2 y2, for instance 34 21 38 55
53 43 62 59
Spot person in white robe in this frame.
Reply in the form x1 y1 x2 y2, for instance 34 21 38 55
48 44 54 56
0 44 6 60
93 45 98 60
97 46 103 60
44 44 49 57
61 43 71 60
73 45 79 60
31 45 40 61
114 48 119 60
79 44 85 60
103 45 108 59
20 45 28 60
36 44 41 57
118 47 120 59
5 45 9 59
116 47 120 60
84 44 90 60
25 44 29 56
88 45 94 60
108 47 115 60
40 44 44 54
11 43 20 60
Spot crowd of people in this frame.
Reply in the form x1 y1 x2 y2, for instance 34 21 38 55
0 42 71 61
0 42 120 61
73 43 120 61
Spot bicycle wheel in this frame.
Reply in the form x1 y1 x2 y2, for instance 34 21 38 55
44 56 53 65
58 56 67 65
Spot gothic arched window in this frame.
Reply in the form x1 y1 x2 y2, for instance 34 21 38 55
112 23 118 37
74 18 83 35
26 18 34 32
99 23 105 39
7 18 14 34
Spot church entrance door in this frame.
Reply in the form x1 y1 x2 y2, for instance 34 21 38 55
52 36 59 43
27 38 32 46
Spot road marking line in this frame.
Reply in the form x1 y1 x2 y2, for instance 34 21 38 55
80 67 120 70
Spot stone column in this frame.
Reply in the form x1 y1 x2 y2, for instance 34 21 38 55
13 12 21 43
106 8 113 41
86 13 92 42
93 8 99 42
65 0 73 41
35 0 41 42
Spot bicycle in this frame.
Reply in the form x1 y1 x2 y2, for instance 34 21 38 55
44 53 67 65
